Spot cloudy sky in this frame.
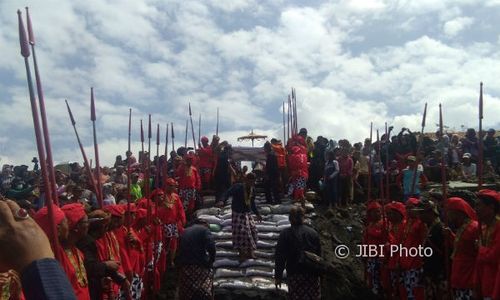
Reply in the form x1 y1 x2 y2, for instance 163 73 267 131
1 0 500 166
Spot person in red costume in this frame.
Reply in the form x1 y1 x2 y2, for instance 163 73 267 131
474 189 499 300
287 144 308 205
155 179 187 268
398 198 426 300
35 204 90 300
385 201 407 299
363 201 387 297
98 205 130 300
176 153 201 218
113 204 145 300
197 136 215 190
445 197 479 300
59 203 91 300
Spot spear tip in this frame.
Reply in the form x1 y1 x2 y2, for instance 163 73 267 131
25 6 35 45
90 87 96 121
17 10 30 58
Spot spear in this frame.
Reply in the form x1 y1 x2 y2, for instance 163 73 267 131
65 100 97 198
292 88 298 134
25 7 58 205
165 123 169 179
126 109 132 228
216 107 219 136
18 11 59 260
184 119 188 149
171 122 175 153
377 130 384 201
140 119 145 158
156 123 160 189
90 87 103 208
384 122 390 203
410 103 428 196
287 95 291 139
478 82 484 188
198 114 201 147
146 114 152 199
189 103 196 150
367 122 373 201
282 101 286 144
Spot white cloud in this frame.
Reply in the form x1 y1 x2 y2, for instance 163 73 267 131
443 16 474 37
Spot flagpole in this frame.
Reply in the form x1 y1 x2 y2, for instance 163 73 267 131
25 7 58 205
18 10 59 260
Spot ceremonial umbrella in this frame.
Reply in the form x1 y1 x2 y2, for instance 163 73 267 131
237 130 268 147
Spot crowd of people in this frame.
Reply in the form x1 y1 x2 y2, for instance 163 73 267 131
0 125 498 300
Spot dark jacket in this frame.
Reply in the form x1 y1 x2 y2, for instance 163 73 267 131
275 224 321 279
175 224 216 268
223 183 259 215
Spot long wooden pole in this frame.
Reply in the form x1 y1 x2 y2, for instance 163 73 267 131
216 108 219 136
90 87 103 208
171 122 175 153
384 122 390 203
126 109 132 228
410 103 427 196
25 7 58 205
367 122 373 201
189 103 196 150
198 114 201 147
478 82 484 188
282 101 286 144
19 10 59 259
184 119 188 149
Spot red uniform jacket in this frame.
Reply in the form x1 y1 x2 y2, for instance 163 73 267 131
399 218 427 270
387 221 406 270
450 220 479 289
475 218 500 298
157 193 186 231
96 232 126 297
363 220 387 258
59 246 91 300
114 226 145 277
176 166 201 190
197 147 214 169
288 146 308 180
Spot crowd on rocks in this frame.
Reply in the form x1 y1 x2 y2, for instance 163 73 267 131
0 126 498 300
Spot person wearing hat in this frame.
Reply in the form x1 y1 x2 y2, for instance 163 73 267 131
416 200 447 300
445 197 479 299
176 153 201 218
385 201 407 298
397 156 427 202
60 203 91 300
460 153 477 180
77 209 124 300
287 145 309 205
156 179 186 268
398 198 426 300
362 201 386 296
197 136 215 190
475 190 499 300
96 206 131 299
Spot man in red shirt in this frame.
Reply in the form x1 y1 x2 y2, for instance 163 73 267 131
399 198 426 300
446 197 480 300
338 149 353 206
197 136 215 190
176 154 201 218
475 189 499 300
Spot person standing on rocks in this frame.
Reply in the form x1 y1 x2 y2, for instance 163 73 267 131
222 172 261 262
323 150 339 209
275 206 321 300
